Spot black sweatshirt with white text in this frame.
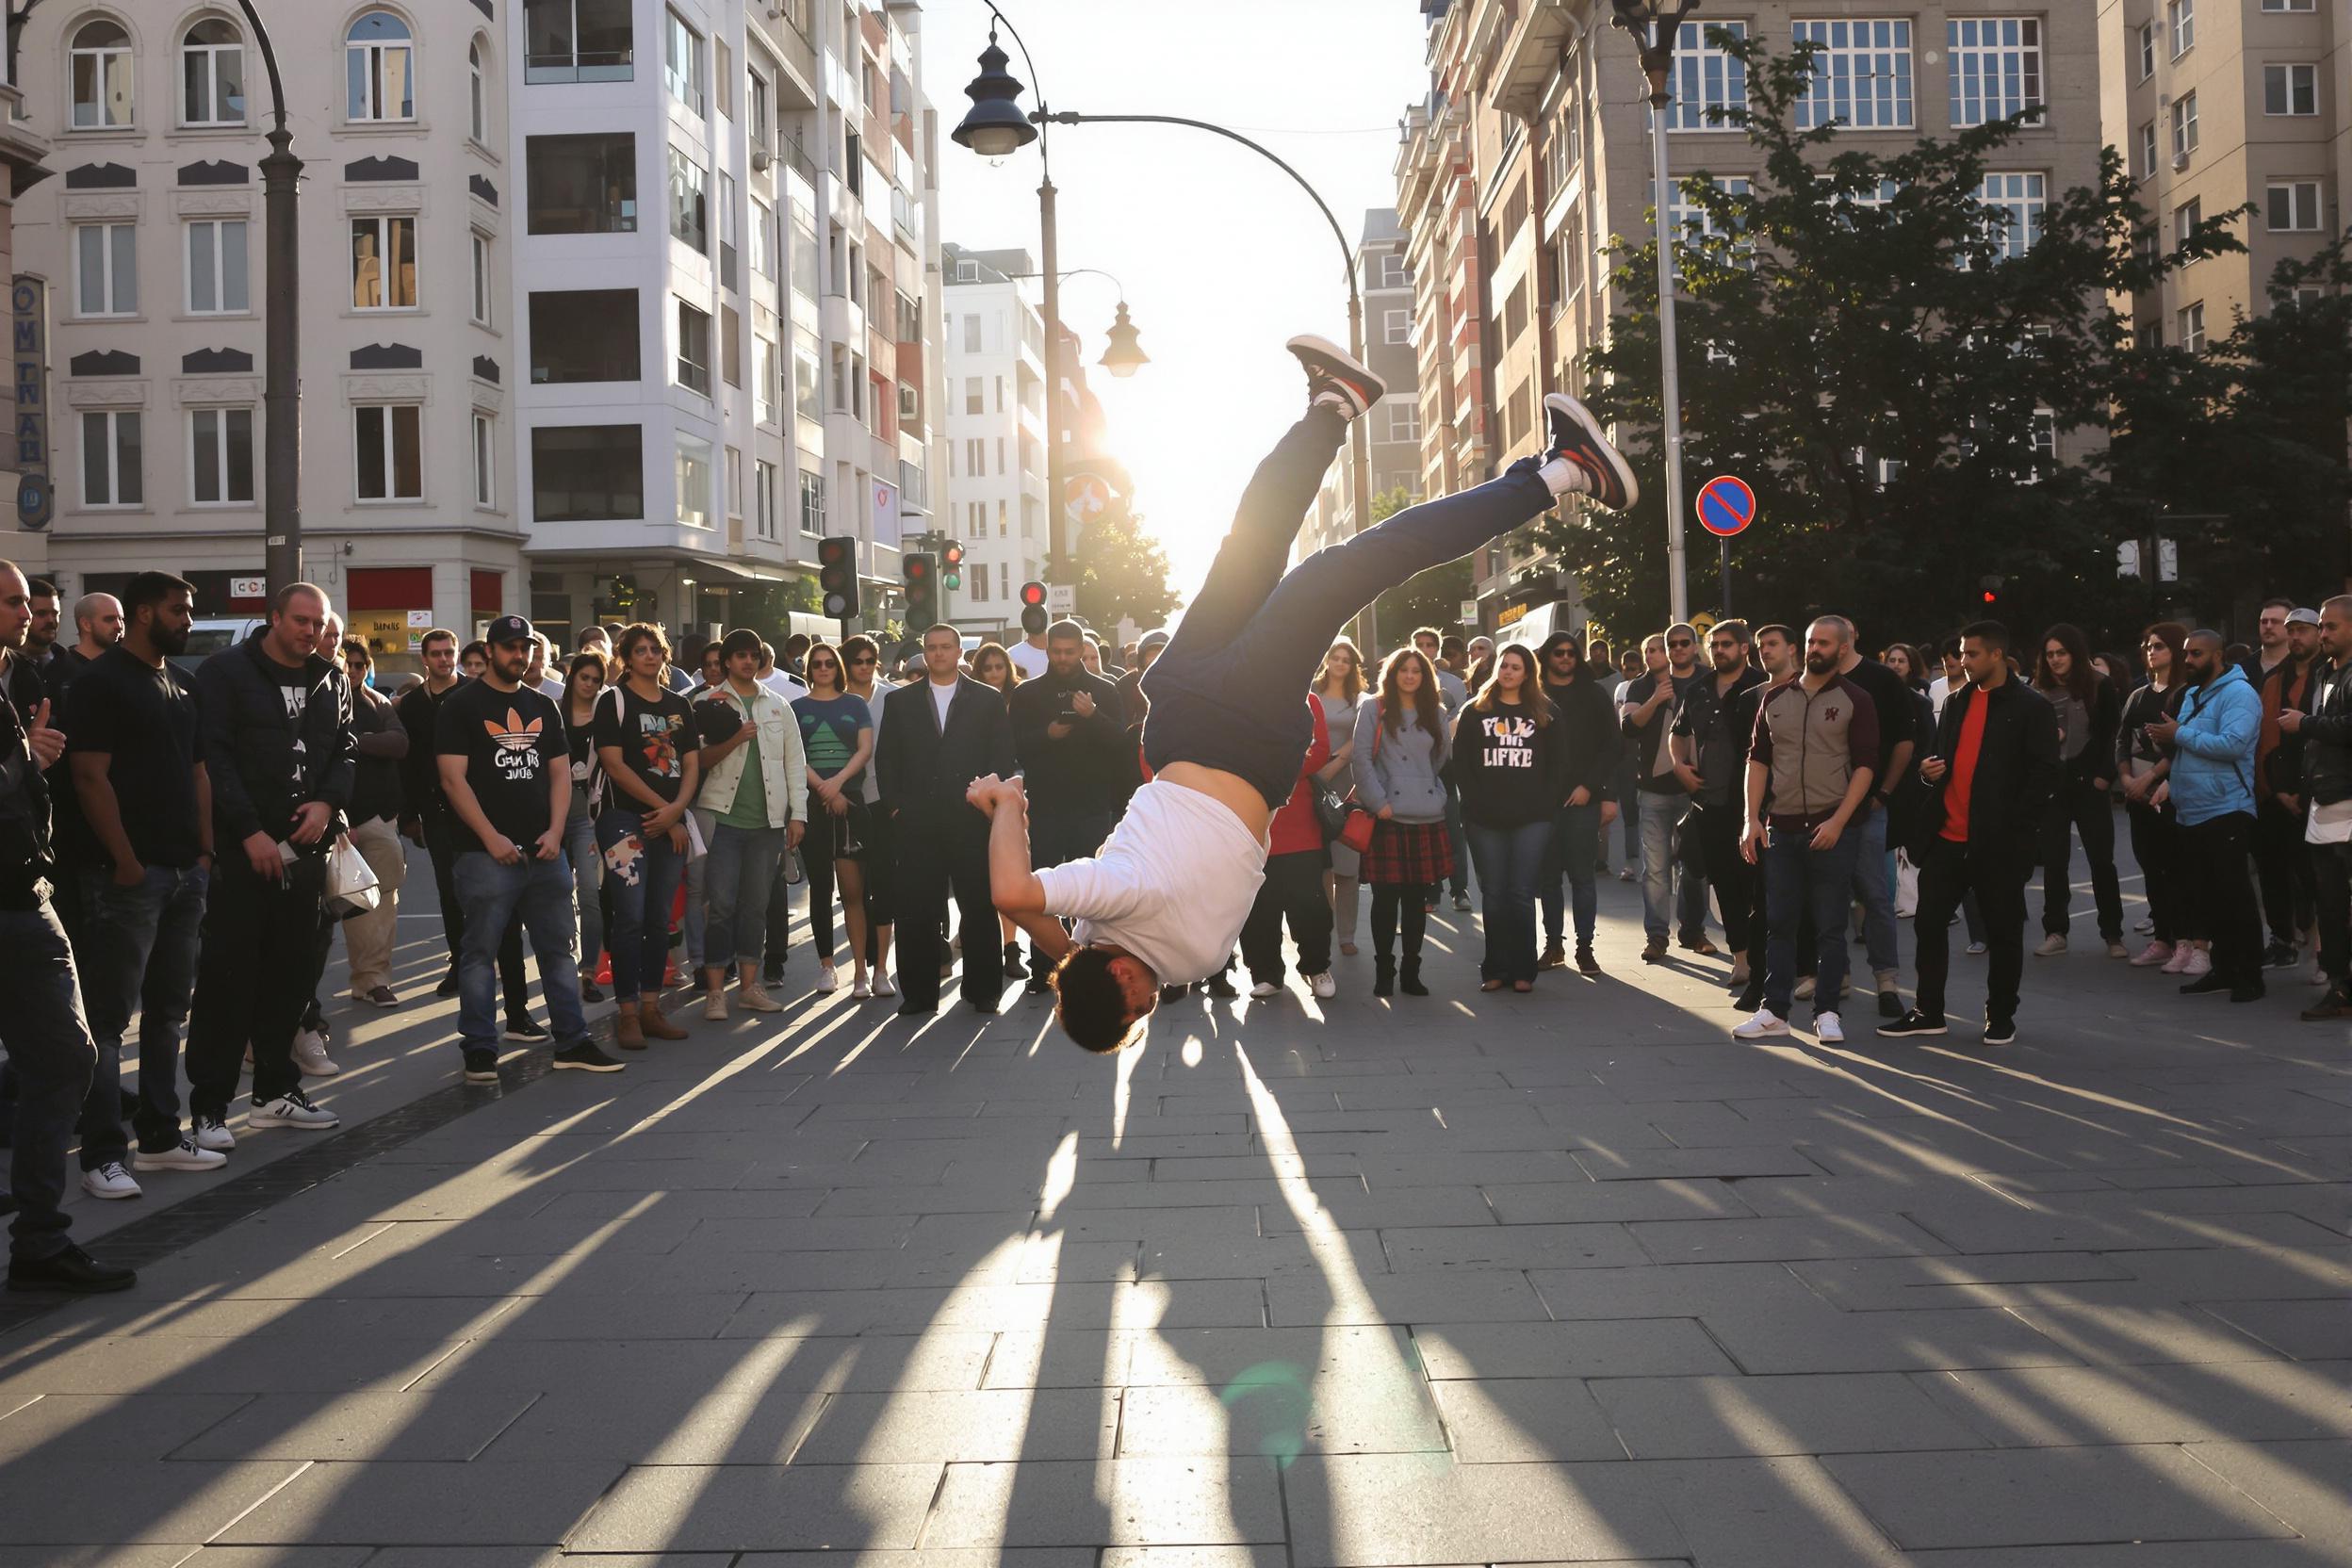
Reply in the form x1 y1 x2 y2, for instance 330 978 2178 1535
1451 697 1573 829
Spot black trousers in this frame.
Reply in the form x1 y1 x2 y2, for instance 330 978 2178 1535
1691 800 1756 956
2254 796 2316 945
1912 836 2029 1025
892 813 999 1009
2315 840 2351 987
1029 806 1110 968
425 815 528 1015
1369 883 1429 964
187 855 324 1117
1240 849 1333 984
2180 812 2263 988
2126 800 2184 944
2040 776 2122 940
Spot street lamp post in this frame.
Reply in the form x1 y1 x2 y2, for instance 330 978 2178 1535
231 1 303 597
995 268 1152 380
1611 0 1698 627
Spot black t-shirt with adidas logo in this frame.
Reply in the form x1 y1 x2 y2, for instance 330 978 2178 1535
433 678 564 856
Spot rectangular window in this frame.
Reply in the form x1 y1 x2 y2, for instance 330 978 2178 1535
662 8 703 115
1948 18 2042 128
532 424 643 521
71 27 133 127
347 15 415 122
2137 122 2157 179
2178 302 2205 353
793 327 821 421
753 458 776 540
2264 64 2319 117
790 196 819 301
2175 197 2203 252
1666 176 1753 279
965 436 984 476
962 313 984 353
2268 181 2323 232
2261 0 2317 9
351 216 417 311
725 443 742 519
526 133 637 234
470 232 492 326
1667 20 1747 130
1379 253 1411 289
667 146 707 252
530 289 640 383
674 433 712 527
1792 20 1914 130
74 223 136 317
713 38 733 122
188 407 254 505
524 0 635 84
182 26 245 125
2167 0 2194 58
675 298 711 395
186 220 247 315
720 303 742 388
965 376 984 415
2171 92 2199 157
1978 172 2047 261
754 335 777 424
1384 401 1421 444
2136 22 2155 81
81 410 141 507
798 468 825 534
719 170 739 290
750 198 776 277
747 69 771 152
354 404 422 501
472 412 495 507
1377 308 1406 345
971 567 990 604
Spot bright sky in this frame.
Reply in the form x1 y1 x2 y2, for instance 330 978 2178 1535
929 0 1429 613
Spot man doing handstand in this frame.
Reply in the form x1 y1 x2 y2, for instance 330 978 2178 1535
969 335 1637 1051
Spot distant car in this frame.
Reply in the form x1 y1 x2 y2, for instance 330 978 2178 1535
173 616 264 676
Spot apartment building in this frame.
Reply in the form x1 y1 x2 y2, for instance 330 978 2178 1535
2098 0 2342 348
9 0 939 669
1398 0 2099 633
1303 209 1425 563
939 242 1046 632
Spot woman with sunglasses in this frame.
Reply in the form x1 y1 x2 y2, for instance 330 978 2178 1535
837 634 898 996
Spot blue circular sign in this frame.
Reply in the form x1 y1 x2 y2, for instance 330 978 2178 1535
1697 475 1756 538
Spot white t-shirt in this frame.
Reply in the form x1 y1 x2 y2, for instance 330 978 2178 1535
1035 779 1266 986
930 678 958 729
760 668 808 701
1008 640 1051 680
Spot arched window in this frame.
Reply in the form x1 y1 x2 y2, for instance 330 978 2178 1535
346 11 415 122
70 18 133 128
467 40 485 142
181 18 246 126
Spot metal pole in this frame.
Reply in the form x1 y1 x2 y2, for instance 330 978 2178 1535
1039 176 1069 586
235 0 302 596
1718 533 1731 617
1348 286 1378 653
1648 80 1689 627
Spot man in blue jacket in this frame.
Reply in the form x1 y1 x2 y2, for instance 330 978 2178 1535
2147 629 2264 1002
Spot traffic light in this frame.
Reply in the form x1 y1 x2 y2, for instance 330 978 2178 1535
940 540 966 592
903 552 938 629
818 535 859 619
1978 574 2004 611
1019 580 1050 638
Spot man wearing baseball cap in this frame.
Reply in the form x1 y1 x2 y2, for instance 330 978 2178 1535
2253 606 2323 972
433 615 621 1080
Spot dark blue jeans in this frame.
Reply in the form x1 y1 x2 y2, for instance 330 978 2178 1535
3 898 97 1261
1144 408 1557 808
1762 823 1866 1020
454 851 591 1052
1540 799 1602 947
74 863 208 1162
1468 820 1553 984
596 808 684 1004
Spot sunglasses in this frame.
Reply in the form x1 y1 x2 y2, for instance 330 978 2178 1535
1668 638 1694 648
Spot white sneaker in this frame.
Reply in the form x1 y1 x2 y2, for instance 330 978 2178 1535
1250 981 1280 1000
816 964 839 993
80 1162 141 1200
873 972 898 998
1732 1007 1789 1039
1816 1011 1845 1043
702 992 728 1021
1793 976 1816 1000
1965 941 1988 956
2134 916 2156 934
192 1115 236 1152
249 1090 338 1131
1308 972 1337 1000
133 1135 227 1173
2161 943 2194 974
291 1031 339 1078
2131 940 2174 969
851 974 872 999
2180 948 2213 979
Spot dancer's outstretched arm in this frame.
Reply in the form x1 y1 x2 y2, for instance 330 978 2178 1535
970 774 1071 961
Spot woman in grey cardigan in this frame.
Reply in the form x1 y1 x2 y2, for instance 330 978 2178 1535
1354 647 1455 996
1313 639 1368 954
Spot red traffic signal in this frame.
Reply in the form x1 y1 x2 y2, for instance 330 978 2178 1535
940 541 965 590
906 556 929 579
1020 580 1048 609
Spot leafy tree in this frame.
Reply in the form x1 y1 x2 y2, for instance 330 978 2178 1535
1545 33 2241 648
1075 506 1179 632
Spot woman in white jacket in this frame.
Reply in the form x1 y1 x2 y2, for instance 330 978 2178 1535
692 629 809 1018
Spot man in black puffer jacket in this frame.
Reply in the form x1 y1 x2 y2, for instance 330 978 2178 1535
2285 594 2352 1020
186 585 355 1145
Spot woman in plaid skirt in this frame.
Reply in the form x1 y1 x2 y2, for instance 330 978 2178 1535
1352 647 1455 997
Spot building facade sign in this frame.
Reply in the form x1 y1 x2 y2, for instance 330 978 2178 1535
12 277 51 531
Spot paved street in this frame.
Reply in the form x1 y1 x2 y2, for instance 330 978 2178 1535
3 849 2349 1568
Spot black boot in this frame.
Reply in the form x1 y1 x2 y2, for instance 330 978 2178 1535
1003 942 1028 981
1399 956 1429 997
1373 956 1396 998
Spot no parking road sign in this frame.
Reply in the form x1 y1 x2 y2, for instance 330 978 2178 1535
1697 475 1756 538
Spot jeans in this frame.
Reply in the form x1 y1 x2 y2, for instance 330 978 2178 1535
74 863 207 1163
704 820 786 971
1912 837 2030 1026
1239 849 1333 985
1762 823 1866 1019
1443 783 1471 899
2040 778 2124 942
426 813 529 1016
1143 406 1558 808
340 816 408 993
1691 799 1757 956
564 812 603 975
453 851 591 1053
1540 800 1602 947
1638 790 1700 943
2180 811 2263 988
4 899 98 1261
1468 819 1552 984
597 808 685 1004
188 853 324 1118
1851 807 1901 975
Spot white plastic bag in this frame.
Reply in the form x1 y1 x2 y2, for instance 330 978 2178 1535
1894 848 1919 919
323 833 381 916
